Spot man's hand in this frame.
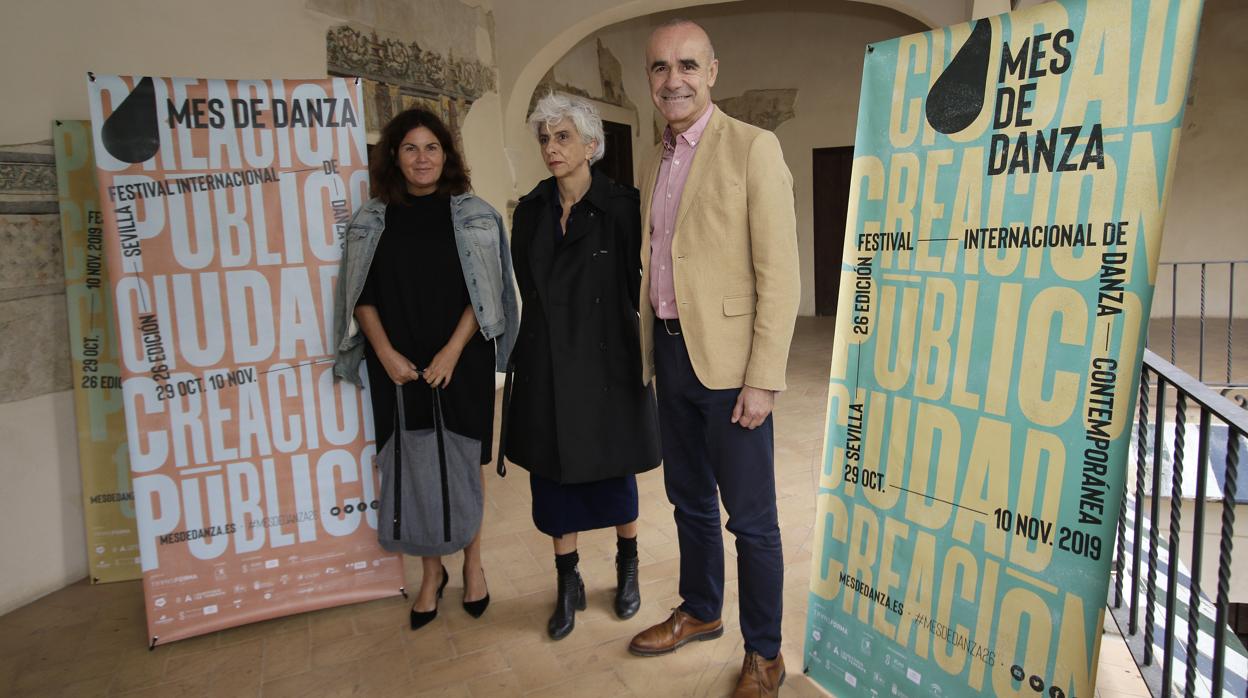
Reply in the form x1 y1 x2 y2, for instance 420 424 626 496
424 344 463 389
380 348 421 385
731 385 774 429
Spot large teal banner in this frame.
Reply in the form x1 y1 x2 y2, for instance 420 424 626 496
804 1 1204 696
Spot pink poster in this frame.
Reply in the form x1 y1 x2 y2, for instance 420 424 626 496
86 74 404 645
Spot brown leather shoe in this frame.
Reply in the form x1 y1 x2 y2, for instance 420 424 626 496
627 609 723 656
732 651 785 697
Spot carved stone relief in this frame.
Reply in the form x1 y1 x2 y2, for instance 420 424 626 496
717 89 799 132
0 293 71 403
327 24 495 137
310 0 485 63
0 162 56 195
0 215 64 295
327 24 495 101
0 150 58 212
0 146 71 403
360 78 469 143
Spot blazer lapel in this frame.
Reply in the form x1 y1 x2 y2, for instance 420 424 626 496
672 108 724 235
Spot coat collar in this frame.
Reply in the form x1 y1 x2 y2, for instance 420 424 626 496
521 169 613 214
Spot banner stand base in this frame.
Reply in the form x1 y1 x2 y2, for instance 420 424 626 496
149 637 157 651
400 587 407 599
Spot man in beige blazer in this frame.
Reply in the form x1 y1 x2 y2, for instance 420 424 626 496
626 18 800 698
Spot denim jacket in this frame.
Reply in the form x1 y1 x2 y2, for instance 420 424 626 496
332 193 519 384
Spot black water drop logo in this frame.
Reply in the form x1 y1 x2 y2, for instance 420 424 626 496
926 19 993 135
101 76 160 164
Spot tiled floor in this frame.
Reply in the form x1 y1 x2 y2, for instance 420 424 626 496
0 317 1152 697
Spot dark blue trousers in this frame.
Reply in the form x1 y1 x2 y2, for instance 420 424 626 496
653 322 783 659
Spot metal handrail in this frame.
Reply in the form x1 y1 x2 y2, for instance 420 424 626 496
1153 261 1246 388
1110 349 1246 697
1141 350 1248 435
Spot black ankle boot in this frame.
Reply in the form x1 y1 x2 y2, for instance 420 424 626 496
547 565 586 640
614 553 640 619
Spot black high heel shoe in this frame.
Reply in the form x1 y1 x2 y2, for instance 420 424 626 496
410 565 449 631
462 567 490 618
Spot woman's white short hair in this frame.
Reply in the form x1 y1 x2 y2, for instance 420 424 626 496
528 92 606 164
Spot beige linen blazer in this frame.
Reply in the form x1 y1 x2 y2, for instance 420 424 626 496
639 107 800 391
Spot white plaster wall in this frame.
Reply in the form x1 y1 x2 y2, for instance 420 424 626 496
552 40 604 98
0 392 84 615
461 90 512 215
1152 0 1248 319
0 0 509 614
0 0 331 146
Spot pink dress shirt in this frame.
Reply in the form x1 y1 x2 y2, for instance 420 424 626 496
649 104 715 319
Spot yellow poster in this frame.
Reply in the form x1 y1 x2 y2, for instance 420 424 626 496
54 119 142 583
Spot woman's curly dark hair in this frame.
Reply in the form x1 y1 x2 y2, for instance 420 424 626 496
370 108 471 202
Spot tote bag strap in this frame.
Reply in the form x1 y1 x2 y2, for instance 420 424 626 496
495 361 515 477
391 382 406 540
430 386 452 542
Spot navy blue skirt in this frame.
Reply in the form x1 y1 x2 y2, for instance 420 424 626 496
529 472 638 538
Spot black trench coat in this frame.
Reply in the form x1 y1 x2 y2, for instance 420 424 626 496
503 171 661 484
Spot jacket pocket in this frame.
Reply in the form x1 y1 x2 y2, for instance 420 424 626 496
346 222 372 240
723 294 756 317
463 215 500 267
458 215 503 331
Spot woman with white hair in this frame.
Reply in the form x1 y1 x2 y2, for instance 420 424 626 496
500 92 661 640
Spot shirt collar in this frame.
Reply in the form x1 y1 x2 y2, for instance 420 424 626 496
662 103 715 152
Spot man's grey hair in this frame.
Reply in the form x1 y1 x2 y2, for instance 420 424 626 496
528 92 606 164
653 17 716 60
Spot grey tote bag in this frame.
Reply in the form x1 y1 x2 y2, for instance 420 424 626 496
376 384 484 557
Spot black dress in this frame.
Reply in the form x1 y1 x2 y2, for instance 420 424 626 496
358 193 494 464
506 172 661 537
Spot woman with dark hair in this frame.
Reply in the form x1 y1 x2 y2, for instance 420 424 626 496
504 93 661 640
332 108 517 630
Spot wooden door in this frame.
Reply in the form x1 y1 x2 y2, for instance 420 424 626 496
594 120 634 188
813 146 855 316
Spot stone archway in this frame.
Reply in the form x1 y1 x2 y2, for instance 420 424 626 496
498 0 729 157
489 0 973 196
495 0 971 133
